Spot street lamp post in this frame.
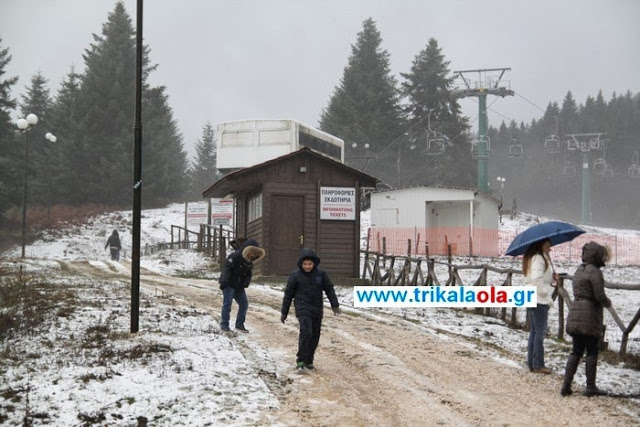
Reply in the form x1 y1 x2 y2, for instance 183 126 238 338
16 114 56 258
496 176 506 224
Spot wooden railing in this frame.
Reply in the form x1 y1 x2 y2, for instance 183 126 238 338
360 245 640 357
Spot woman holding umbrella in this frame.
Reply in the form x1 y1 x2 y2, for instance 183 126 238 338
523 239 558 374
507 221 586 374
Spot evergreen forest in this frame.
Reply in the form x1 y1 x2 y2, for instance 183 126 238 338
0 9 638 237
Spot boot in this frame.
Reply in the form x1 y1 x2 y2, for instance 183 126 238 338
560 355 580 396
584 355 607 397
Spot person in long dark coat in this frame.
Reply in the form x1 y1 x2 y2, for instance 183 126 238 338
561 241 612 397
105 230 122 261
280 248 341 370
218 238 265 333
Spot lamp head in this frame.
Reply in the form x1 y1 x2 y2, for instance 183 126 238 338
26 114 38 126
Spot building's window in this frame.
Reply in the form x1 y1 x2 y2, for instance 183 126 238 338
248 193 263 222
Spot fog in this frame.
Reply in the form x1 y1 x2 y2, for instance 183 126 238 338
2 0 639 159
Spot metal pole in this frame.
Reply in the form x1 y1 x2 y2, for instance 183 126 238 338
131 0 143 333
581 150 591 224
21 130 29 259
477 94 489 193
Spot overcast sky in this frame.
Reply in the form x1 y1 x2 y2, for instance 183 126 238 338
2 0 639 159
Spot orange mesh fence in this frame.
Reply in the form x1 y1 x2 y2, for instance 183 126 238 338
370 227 640 265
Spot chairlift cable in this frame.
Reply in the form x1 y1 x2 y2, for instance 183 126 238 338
514 91 546 113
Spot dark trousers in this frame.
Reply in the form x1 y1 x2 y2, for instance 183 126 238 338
297 315 322 365
571 334 599 358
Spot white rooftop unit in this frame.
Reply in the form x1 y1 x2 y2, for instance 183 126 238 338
216 119 344 171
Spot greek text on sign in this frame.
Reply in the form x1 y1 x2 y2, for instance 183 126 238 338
320 187 356 220
212 198 234 226
187 202 208 226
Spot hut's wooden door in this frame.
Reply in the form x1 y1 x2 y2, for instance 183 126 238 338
270 195 304 274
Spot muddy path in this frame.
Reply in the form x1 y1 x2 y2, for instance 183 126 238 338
61 260 639 426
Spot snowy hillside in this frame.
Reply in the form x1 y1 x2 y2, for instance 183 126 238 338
1 204 639 425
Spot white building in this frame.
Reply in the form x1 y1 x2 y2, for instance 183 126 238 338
370 186 500 257
216 119 344 172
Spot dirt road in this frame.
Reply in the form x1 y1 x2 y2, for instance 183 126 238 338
66 260 640 426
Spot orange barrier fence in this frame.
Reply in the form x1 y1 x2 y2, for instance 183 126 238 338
369 227 640 265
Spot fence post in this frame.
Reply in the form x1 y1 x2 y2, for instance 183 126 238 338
362 229 370 279
407 239 412 258
171 225 174 249
218 225 225 268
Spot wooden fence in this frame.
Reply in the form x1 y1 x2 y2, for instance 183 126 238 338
361 246 640 357
164 224 235 267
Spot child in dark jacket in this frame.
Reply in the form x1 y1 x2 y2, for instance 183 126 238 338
218 238 265 333
280 248 341 370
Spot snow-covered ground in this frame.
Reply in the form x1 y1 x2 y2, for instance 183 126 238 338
1 203 639 424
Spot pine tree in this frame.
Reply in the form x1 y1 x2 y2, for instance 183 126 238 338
74 1 188 206
48 68 83 204
190 122 219 200
319 18 404 184
75 1 138 205
400 38 472 187
0 38 19 218
19 72 54 207
559 91 578 135
142 86 188 205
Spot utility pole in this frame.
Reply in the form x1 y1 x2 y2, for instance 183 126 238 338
452 68 514 194
567 133 604 225
131 0 143 333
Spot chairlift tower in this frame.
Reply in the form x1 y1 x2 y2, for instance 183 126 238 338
566 133 604 225
453 68 514 193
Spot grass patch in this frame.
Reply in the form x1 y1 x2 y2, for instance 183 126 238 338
600 349 640 370
0 272 78 339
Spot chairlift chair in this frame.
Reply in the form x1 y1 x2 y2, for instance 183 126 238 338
426 136 445 156
589 138 601 150
562 164 576 178
593 158 607 175
544 135 560 154
601 168 613 178
578 140 589 152
566 139 578 151
508 143 523 158
629 164 640 178
471 136 490 160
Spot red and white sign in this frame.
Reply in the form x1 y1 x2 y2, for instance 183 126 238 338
212 198 234 225
186 202 208 226
320 187 356 221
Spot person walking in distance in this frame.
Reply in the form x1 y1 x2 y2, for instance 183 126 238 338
218 238 265 333
561 241 612 397
105 230 122 261
280 248 341 370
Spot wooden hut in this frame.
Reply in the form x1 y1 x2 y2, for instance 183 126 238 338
203 148 378 277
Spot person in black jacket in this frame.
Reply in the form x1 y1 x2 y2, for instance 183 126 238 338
218 238 265 333
561 241 611 397
105 230 122 261
280 248 341 370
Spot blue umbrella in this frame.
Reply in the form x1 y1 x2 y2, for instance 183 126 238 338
505 221 586 256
